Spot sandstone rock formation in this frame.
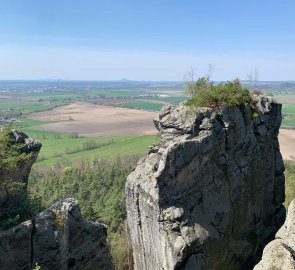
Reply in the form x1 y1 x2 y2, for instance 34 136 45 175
0 129 42 205
254 199 295 270
0 198 114 270
126 95 285 270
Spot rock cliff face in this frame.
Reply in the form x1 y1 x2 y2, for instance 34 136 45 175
0 129 42 205
254 199 295 270
0 198 114 270
126 95 285 270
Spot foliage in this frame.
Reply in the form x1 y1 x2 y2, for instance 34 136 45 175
33 262 41 270
186 77 251 108
0 125 30 180
0 182 43 230
29 156 139 269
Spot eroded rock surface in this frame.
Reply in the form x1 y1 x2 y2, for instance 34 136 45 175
254 199 295 270
0 198 113 270
126 95 285 270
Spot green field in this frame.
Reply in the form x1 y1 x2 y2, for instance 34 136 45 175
119 101 164 111
157 96 188 104
23 129 159 167
282 119 295 128
282 103 295 115
16 117 55 128
282 103 295 127
21 91 83 100
0 99 70 113
86 90 145 98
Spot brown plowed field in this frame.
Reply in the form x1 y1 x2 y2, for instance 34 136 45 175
279 129 295 161
28 102 295 160
28 102 158 136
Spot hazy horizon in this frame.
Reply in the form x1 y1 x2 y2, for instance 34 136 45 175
1 0 294 81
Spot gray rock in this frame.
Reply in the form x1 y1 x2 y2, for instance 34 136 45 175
126 95 285 270
0 198 114 270
0 220 33 270
254 199 295 270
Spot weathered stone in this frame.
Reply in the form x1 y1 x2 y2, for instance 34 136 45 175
126 95 285 270
0 199 114 270
0 220 33 270
254 199 295 270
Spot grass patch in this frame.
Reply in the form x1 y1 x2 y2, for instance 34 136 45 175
23 128 160 167
119 101 164 111
157 96 188 104
0 99 70 114
285 160 295 207
87 90 143 98
282 103 295 115
282 118 295 128
16 117 55 128
22 91 83 100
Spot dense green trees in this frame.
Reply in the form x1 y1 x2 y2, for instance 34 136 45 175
29 156 138 269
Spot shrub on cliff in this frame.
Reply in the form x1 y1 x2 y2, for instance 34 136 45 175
186 77 251 108
0 125 42 230
0 125 32 180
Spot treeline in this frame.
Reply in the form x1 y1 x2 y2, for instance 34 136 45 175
29 155 141 269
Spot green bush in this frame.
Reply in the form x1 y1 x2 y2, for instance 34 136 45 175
186 77 251 108
0 125 32 184
0 182 43 230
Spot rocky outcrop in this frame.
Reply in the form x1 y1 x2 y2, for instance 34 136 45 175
126 95 285 270
254 199 295 270
0 129 42 205
0 198 114 270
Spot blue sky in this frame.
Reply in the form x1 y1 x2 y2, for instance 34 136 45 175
0 0 294 80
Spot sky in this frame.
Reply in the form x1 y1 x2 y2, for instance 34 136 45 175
0 0 294 81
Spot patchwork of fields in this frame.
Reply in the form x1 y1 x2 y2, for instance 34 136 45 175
0 88 294 167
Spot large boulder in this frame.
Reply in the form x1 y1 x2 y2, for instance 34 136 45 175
254 199 295 270
0 198 114 270
126 95 285 270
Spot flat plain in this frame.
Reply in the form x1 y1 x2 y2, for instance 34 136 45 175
27 101 295 161
28 102 158 136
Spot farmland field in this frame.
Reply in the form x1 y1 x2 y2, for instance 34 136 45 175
22 128 159 167
118 101 165 111
27 102 158 136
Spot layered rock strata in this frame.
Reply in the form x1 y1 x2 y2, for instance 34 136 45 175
126 95 285 270
0 198 114 270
